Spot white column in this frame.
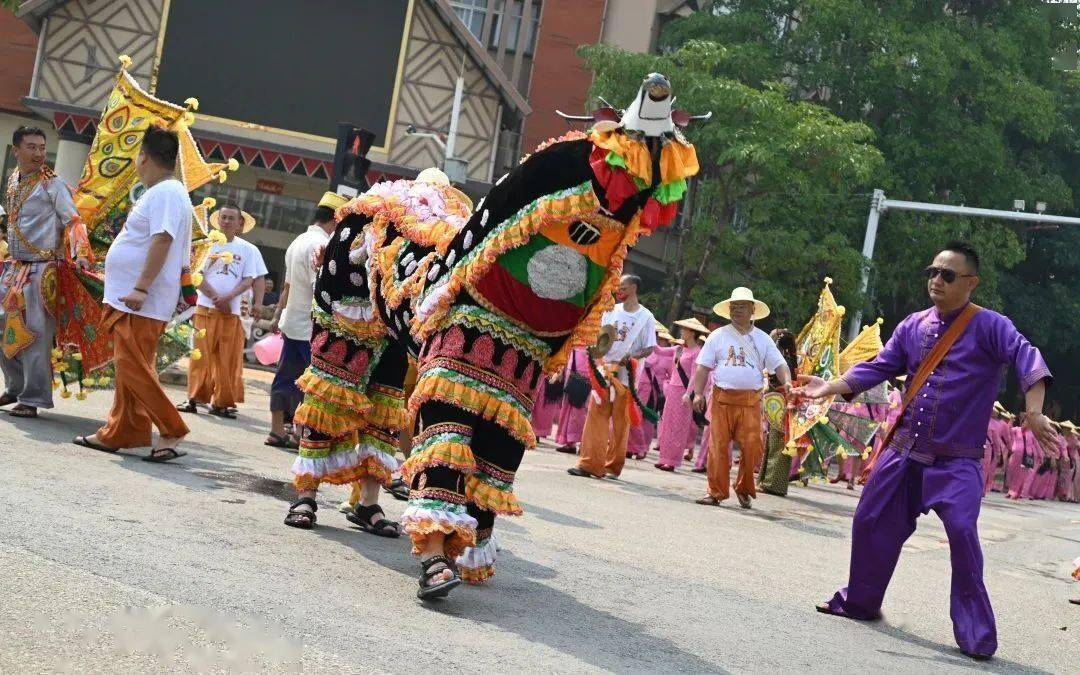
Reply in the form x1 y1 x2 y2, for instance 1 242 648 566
54 137 91 186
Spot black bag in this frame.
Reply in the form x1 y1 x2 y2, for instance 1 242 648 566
676 358 708 428
1036 458 1052 475
1021 435 1034 469
646 366 665 413
564 351 591 409
543 376 565 403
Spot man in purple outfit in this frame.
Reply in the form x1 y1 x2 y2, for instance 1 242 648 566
795 241 1057 660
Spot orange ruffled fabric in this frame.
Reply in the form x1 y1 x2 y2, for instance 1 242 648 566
660 139 700 185
357 453 395 488
466 475 523 516
459 563 495 585
365 397 408 434
409 374 537 448
592 129 653 184
404 519 476 561
401 440 475 485
296 370 373 413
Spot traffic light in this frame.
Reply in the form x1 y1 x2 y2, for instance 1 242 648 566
331 124 376 197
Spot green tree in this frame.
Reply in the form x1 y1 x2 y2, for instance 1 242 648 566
657 1 1080 413
580 41 881 328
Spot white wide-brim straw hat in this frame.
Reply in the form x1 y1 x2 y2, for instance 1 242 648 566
673 317 711 336
209 208 256 234
713 287 770 320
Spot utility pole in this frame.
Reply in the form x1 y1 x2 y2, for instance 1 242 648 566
850 190 1080 341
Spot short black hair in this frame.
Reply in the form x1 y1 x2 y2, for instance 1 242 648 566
140 125 179 169
13 126 46 146
941 240 980 274
621 274 642 290
218 202 244 219
314 206 336 224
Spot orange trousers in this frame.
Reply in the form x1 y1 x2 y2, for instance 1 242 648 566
187 307 245 409
577 376 630 478
706 388 764 500
97 308 190 448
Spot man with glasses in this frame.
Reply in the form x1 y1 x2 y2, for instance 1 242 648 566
795 241 1056 660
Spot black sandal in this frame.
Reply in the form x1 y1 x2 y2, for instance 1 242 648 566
176 399 199 413
384 477 410 501
8 405 37 418
284 497 318 529
346 503 401 538
0 393 17 407
264 432 299 449
208 407 237 419
417 555 461 600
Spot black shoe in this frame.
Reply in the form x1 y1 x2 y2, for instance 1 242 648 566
567 467 595 478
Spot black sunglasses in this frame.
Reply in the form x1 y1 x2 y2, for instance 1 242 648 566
924 266 976 283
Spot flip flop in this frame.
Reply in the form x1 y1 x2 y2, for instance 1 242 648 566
143 447 187 463
73 435 118 454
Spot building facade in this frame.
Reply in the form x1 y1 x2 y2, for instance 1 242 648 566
6 0 697 285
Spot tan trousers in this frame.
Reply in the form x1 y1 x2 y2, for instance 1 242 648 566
187 307 245 409
706 388 763 500
97 308 190 448
576 375 630 478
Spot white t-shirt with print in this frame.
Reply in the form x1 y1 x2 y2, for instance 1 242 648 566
697 324 786 391
602 304 657 364
196 236 268 316
104 178 193 322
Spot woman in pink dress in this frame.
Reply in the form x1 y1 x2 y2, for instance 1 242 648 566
1067 425 1080 503
1005 421 1031 499
531 378 562 441
983 407 1012 495
554 346 591 454
627 329 676 459
655 319 711 470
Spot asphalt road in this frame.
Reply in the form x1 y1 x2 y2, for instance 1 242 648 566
1 371 1077 673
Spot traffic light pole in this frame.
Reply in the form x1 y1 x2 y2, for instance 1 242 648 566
849 189 1080 341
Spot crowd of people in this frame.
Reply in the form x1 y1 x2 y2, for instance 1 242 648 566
2 113 1075 659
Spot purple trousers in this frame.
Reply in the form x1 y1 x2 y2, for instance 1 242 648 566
825 448 997 657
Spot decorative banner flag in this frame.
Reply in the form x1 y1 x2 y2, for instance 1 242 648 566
74 56 233 263
790 278 844 442
840 317 884 374
827 406 881 448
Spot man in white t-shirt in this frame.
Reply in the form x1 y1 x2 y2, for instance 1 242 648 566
684 287 792 508
178 204 267 418
569 275 657 479
73 125 192 462
264 191 344 448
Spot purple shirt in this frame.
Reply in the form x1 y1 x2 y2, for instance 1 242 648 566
842 304 1051 462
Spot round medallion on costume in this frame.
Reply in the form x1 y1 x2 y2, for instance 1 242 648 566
763 392 786 428
40 264 59 312
526 244 588 300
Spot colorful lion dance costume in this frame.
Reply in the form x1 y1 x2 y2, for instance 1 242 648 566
290 73 703 588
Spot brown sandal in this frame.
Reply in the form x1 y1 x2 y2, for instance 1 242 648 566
695 496 723 506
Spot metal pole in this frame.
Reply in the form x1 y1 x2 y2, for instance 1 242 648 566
849 189 884 341
847 190 1080 341
445 58 466 162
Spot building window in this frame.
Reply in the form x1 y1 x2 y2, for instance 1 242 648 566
490 1 540 56
450 0 489 39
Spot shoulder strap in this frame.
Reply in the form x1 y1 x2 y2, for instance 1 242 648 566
865 303 981 471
